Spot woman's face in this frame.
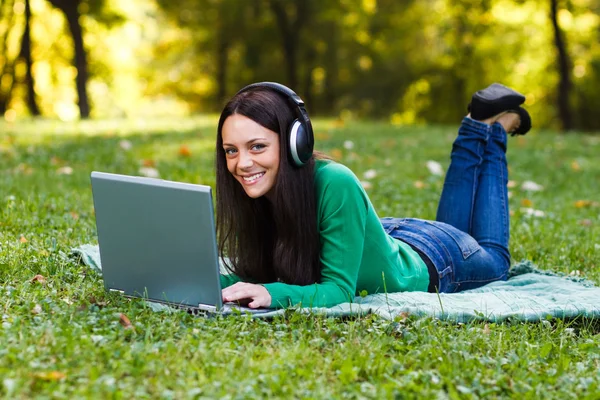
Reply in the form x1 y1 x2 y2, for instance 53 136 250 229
221 114 281 200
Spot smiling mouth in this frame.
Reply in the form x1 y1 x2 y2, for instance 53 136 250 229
242 172 265 183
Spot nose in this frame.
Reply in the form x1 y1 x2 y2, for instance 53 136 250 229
238 150 253 170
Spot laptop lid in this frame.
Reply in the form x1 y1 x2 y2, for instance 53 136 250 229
90 171 223 310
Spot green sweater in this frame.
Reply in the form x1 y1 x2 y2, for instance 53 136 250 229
220 160 429 308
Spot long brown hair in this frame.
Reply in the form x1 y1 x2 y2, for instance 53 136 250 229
215 88 321 285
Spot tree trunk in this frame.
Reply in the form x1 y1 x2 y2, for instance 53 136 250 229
22 0 40 115
48 0 90 118
215 4 230 107
550 0 573 131
268 0 309 90
0 0 16 114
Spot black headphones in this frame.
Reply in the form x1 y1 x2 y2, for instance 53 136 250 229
235 82 314 167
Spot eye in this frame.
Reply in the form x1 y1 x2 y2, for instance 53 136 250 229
251 143 266 151
224 148 237 155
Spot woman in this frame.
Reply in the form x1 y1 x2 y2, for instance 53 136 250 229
217 82 531 309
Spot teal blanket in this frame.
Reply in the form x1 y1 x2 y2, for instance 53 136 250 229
71 244 600 323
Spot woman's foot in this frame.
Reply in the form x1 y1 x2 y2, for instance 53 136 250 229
468 107 531 135
496 112 521 133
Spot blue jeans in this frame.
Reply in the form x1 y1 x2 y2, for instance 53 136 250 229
381 117 511 293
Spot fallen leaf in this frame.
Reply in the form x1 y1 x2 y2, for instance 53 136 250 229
70 211 79 220
119 313 135 330
142 159 155 167
330 149 342 159
34 371 66 381
520 207 545 217
333 119 345 128
426 160 444 176
570 161 580 171
31 274 46 284
521 180 544 192
574 200 592 208
139 167 160 178
56 166 73 175
413 180 425 189
88 296 108 307
507 180 517 188
521 198 533 207
360 181 372 190
363 169 377 179
32 304 42 314
119 140 132 151
19 235 28 243
483 323 491 335
50 156 65 166
178 145 192 157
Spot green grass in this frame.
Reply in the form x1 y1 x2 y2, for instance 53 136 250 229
1 117 599 398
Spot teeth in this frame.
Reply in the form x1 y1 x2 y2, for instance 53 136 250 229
243 172 264 182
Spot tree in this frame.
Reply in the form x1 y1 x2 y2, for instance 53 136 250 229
47 0 90 118
268 0 310 90
22 0 40 115
0 0 17 114
550 0 573 131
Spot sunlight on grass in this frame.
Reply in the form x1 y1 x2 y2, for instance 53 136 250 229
0 118 599 398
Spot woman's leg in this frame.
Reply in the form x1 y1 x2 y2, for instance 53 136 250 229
436 117 491 233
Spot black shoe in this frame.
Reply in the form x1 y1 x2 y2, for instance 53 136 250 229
468 83 526 120
509 107 531 136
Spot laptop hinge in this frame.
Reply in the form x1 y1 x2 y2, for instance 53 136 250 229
109 288 125 294
197 303 217 312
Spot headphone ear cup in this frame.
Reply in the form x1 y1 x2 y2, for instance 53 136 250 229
288 120 313 167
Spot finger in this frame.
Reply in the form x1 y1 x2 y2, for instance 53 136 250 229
223 288 256 302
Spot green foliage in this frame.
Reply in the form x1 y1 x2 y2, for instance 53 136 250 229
1 118 599 397
2 0 600 130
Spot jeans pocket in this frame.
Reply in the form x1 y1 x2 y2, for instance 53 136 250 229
426 221 481 260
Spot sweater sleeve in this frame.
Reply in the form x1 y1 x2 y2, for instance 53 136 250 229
220 273 243 289
263 164 369 308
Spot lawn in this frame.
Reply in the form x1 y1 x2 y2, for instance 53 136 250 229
1 117 599 398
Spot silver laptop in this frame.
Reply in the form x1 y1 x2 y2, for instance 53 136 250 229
90 171 270 314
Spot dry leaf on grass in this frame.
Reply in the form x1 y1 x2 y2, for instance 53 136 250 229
178 145 192 157
426 160 444 176
119 140 132 151
363 169 377 179
56 166 73 175
19 236 28 243
31 304 42 314
483 323 491 335
30 274 46 284
521 180 544 192
119 313 135 330
139 167 160 178
521 198 533 207
34 371 66 381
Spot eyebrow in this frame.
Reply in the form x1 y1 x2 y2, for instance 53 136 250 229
222 137 268 147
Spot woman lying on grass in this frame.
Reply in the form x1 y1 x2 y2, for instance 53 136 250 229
217 82 532 310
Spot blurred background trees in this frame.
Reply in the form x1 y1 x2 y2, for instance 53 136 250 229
1 0 599 131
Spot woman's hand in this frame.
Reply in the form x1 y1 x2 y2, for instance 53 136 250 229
222 282 272 309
